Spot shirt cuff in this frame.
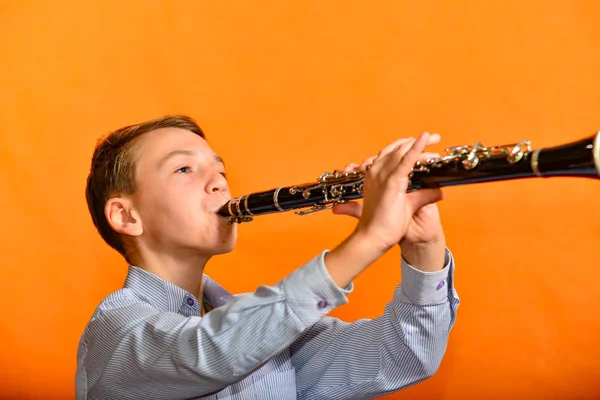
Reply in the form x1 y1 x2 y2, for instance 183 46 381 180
400 247 454 306
282 250 353 326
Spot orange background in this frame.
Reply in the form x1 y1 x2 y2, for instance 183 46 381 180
2 1 600 399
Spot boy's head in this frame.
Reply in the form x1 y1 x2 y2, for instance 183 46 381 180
86 115 236 265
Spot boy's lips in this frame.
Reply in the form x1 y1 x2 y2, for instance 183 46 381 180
212 194 231 213
213 203 227 214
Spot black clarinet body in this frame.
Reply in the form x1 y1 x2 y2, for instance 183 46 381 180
218 132 600 223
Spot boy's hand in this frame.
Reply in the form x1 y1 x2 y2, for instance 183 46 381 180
324 132 446 288
331 133 446 271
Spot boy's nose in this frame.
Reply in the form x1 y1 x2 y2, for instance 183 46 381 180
208 173 228 194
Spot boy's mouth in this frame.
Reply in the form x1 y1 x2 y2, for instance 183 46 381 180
213 193 231 213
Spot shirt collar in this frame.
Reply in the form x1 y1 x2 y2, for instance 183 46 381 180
124 265 235 314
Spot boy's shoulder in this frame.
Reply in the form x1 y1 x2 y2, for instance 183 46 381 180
94 286 149 314
81 287 160 339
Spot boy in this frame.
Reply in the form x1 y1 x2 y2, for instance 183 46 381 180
77 115 460 399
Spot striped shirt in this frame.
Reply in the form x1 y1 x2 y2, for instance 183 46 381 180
76 249 460 399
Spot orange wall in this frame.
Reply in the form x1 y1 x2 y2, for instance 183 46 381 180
2 1 600 399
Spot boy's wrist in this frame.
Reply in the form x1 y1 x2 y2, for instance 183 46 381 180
400 238 446 272
324 230 386 288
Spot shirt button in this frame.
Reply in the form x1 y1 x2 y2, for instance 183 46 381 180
436 280 445 290
317 300 328 309
187 298 195 306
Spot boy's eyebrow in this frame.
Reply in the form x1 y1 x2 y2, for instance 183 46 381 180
157 150 225 169
157 150 194 169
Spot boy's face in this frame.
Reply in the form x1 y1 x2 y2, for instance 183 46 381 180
129 127 237 257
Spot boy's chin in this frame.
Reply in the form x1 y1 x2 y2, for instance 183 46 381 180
209 243 235 255
206 238 237 256
210 247 235 256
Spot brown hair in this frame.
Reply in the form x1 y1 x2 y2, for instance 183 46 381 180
85 115 205 262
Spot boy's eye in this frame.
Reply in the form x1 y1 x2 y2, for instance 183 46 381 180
220 172 227 180
175 166 192 173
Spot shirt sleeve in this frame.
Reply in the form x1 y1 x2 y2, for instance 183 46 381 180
290 248 460 399
77 253 353 400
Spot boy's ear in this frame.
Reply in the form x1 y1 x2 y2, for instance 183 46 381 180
104 197 143 237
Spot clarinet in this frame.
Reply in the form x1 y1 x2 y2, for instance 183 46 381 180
218 132 600 224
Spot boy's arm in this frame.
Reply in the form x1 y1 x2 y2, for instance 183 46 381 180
78 225 402 399
77 251 354 399
79 223 412 399
290 248 460 399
